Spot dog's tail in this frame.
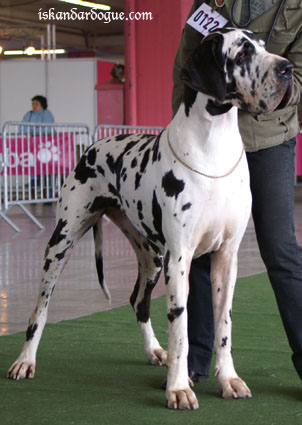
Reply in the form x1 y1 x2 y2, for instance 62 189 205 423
93 218 111 304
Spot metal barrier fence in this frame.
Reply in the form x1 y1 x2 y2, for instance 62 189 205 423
0 121 92 231
94 124 163 141
0 123 163 232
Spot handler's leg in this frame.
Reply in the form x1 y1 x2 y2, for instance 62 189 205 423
187 254 214 379
247 138 302 379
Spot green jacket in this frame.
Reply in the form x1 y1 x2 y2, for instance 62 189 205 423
172 0 302 152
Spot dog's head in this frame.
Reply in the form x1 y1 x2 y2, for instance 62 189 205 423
180 28 293 115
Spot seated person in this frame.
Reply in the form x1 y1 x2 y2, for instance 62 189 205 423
22 95 54 135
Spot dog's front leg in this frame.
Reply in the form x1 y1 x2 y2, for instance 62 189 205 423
211 249 252 399
164 250 199 410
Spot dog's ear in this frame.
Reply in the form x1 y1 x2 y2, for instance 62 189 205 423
180 33 226 103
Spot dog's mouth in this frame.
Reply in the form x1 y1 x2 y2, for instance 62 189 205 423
273 79 294 111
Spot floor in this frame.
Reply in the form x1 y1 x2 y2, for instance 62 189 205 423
0 188 301 337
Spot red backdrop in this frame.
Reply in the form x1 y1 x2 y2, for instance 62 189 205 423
124 0 192 127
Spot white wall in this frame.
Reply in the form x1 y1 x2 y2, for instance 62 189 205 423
0 60 46 125
47 59 96 130
0 58 97 132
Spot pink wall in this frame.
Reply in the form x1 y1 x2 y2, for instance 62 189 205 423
96 60 124 125
97 60 115 84
124 0 192 127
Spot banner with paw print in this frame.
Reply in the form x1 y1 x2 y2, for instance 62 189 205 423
1 134 75 176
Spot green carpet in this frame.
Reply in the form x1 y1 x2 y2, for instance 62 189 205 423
1 273 302 425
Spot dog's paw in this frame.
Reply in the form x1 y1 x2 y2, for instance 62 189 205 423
219 377 252 399
166 388 199 410
7 361 35 380
148 348 168 366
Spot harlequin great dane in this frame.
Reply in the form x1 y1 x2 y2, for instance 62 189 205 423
8 28 293 410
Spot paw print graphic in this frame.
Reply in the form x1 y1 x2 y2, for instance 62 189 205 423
37 142 59 163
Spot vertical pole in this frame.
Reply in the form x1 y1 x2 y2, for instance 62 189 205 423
47 24 51 60
124 0 137 125
52 24 56 60
41 34 45 60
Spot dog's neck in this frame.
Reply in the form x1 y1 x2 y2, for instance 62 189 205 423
167 87 243 176
183 85 233 117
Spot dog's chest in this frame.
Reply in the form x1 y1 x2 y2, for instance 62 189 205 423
190 175 251 255
94 133 251 253
169 170 252 255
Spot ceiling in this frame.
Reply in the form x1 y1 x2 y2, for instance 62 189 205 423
0 0 125 60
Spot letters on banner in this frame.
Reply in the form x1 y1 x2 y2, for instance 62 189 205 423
0 134 75 176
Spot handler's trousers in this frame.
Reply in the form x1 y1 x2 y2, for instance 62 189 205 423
188 138 302 380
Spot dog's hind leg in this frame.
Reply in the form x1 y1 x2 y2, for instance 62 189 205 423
211 248 252 399
106 209 167 366
130 248 167 366
7 206 98 380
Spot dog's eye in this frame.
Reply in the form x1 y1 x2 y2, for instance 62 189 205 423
237 42 255 62
236 49 250 63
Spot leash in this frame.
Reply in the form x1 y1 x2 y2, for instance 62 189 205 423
167 130 245 179
265 0 287 47
230 0 287 47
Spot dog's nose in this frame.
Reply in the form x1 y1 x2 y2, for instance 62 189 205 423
276 61 294 80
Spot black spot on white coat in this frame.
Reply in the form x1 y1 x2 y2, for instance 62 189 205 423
87 148 97 166
137 201 144 220
97 165 105 176
162 171 185 199
48 219 67 248
222 336 228 347
26 323 38 341
152 191 165 245
167 307 185 323
140 149 151 174
74 154 97 184
55 247 69 261
164 250 170 285
131 158 137 168
89 195 120 214
135 172 142 190
43 258 52 272
229 309 232 321
181 202 192 211
115 134 131 141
